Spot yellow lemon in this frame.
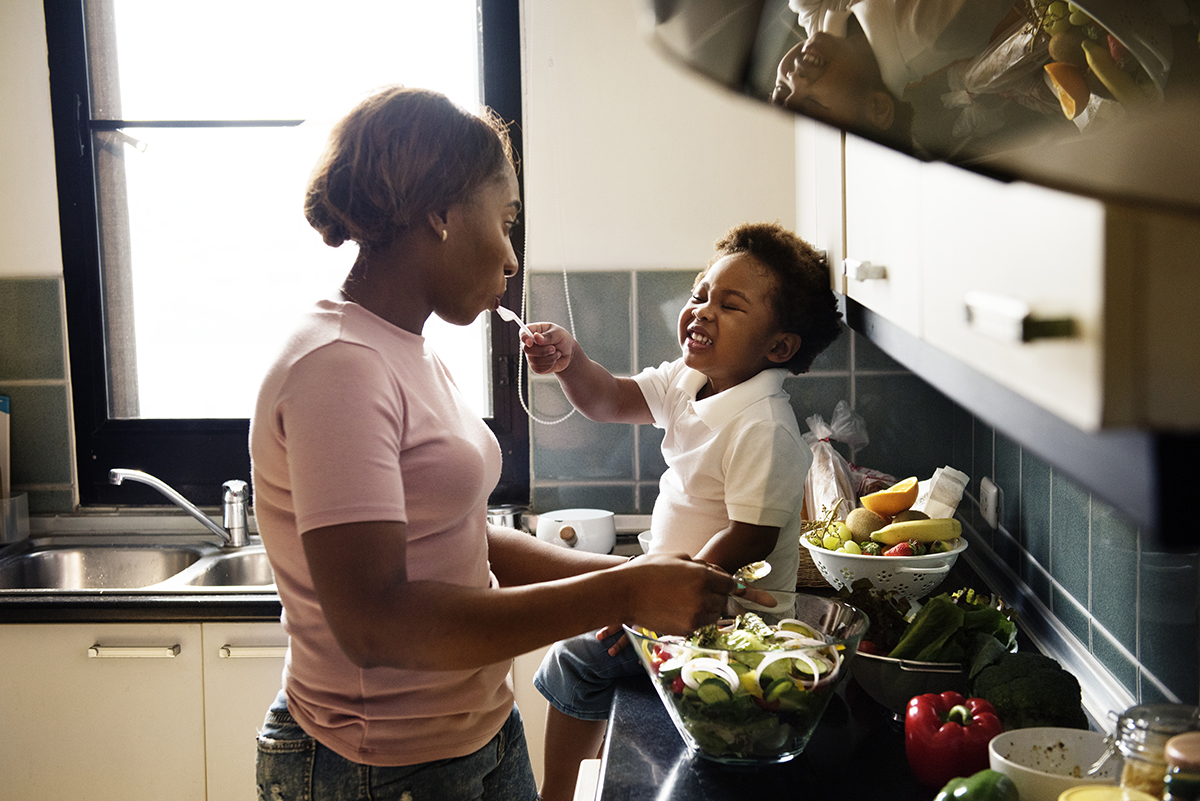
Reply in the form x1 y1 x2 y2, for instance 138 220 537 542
859 476 919 517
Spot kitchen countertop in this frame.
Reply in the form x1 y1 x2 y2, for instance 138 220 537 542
0 591 282 623
598 673 933 800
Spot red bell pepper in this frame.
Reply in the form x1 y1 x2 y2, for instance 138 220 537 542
905 691 1004 787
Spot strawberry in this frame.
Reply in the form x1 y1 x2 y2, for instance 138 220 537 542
884 542 914 557
1108 34 1130 65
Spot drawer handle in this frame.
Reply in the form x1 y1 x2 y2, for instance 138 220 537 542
88 644 180 658
964 291 1075 343
844 259 886 281
219 645 288 659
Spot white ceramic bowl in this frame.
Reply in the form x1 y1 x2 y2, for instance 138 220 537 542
988 727 1121 801
800 537 967 599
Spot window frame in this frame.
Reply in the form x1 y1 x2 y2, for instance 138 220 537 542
44 0 528 508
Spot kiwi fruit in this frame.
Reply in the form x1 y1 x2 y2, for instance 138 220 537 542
1048 28 1088 69
846 507 888 543
892 509 931 523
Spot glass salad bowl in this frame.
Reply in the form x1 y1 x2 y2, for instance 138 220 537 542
624 592 869 766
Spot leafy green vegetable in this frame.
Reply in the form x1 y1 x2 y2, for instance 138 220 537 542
841 578 910 651
969 651 1089 730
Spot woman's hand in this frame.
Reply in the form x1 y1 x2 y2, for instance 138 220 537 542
520 322 578 375
617 554 738 636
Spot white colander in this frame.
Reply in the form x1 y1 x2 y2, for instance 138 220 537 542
800 537 968 599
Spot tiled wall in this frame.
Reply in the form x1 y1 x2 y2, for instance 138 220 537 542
526 268 1200 708
0 277 75 513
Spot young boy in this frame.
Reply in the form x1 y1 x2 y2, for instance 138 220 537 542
520 222 843 801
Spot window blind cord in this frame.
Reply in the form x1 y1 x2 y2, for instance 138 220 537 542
515 218 576 426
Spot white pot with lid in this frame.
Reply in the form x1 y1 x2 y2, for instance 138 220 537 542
535 508 616 554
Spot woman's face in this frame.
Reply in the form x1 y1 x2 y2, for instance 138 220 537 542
771 33 877 128
433 164 521 326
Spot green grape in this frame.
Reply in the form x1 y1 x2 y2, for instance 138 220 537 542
840 541 862 555
822 534 841 550
1069 10 1092 26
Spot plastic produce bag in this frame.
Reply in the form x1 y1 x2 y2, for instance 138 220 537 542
801 401 868 522
912 466 970 519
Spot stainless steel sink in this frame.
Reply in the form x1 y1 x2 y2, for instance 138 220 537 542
180 549 275 587
0 536 275 594
0 542 206 590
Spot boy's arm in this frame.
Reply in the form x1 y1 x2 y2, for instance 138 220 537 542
522 323 652 424
693 521 779 575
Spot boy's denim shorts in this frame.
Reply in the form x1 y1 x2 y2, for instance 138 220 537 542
533 629 643 722
255 690 537 801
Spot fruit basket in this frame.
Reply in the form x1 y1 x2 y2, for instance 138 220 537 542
801 536 968 599
624 592 868 766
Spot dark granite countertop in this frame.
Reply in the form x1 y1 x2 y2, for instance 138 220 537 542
0 592 281 623
598 672 934 801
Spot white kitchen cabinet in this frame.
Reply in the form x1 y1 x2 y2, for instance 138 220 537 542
843 134 926 338
201 622 287 801
840 133 1200 431
795 116 845 290
0 620 285 801
920 162 1106 430
0 622 207 801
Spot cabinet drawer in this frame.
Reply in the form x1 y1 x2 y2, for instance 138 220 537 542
921 164 1105 430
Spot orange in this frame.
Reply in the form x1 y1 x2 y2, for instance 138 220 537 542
1045 61 1090 120
859 476 919 517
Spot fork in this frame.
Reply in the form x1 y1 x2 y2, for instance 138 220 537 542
495 305 534 339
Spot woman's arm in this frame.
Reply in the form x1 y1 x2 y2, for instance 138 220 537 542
302 520 734 672
485 524 626 585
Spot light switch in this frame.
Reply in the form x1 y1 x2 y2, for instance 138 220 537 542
980 476 999 529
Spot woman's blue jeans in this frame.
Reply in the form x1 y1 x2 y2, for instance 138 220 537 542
256 690 538 801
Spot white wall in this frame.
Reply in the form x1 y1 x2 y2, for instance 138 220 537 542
521 0 797 272
0 0 63 278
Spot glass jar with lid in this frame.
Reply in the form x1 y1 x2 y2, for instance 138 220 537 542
1164 731 1200 801
1109 704 1200 798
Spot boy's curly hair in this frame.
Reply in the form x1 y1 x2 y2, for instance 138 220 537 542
708 222 842 374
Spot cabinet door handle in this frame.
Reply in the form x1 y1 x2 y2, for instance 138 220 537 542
964 291 1076 343
88 644 180 658
219 644 288 659
844 259 886 281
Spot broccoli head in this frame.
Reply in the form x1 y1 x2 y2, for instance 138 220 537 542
970 651 1089 730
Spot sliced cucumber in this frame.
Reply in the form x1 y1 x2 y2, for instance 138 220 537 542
696 677 734 704
763 677 794 703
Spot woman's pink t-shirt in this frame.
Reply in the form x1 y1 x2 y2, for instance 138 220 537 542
250 298 512 766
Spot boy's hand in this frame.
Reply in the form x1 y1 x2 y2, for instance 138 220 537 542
520 322 578 375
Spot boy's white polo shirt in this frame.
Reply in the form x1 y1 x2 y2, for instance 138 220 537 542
634 360 811 593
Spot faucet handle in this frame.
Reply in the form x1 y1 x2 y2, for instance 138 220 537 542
221 480 250 547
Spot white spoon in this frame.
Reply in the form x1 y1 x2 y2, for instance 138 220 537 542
495 305 534 339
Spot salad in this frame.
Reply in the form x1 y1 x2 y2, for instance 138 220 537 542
628 613 848 762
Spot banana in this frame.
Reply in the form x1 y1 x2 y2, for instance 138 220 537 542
869 517 962 546
1081 39 1146 107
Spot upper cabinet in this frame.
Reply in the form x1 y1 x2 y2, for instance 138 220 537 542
841 133 1200 433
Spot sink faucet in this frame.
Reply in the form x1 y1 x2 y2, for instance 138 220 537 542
108 468 250 548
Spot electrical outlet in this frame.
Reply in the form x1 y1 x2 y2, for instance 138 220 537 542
980 476 999 529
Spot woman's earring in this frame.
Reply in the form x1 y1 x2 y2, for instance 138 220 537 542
440 229 448 242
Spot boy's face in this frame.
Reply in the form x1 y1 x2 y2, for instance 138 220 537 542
678 253 795 395
771 33 892 132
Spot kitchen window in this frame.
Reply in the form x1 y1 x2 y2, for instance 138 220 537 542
44 0 528 506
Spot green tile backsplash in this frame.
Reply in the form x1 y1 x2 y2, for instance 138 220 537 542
0 277 74 513
527 268 1200 709
6 266 1196 708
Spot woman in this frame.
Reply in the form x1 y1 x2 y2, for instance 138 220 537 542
249 86 740 800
